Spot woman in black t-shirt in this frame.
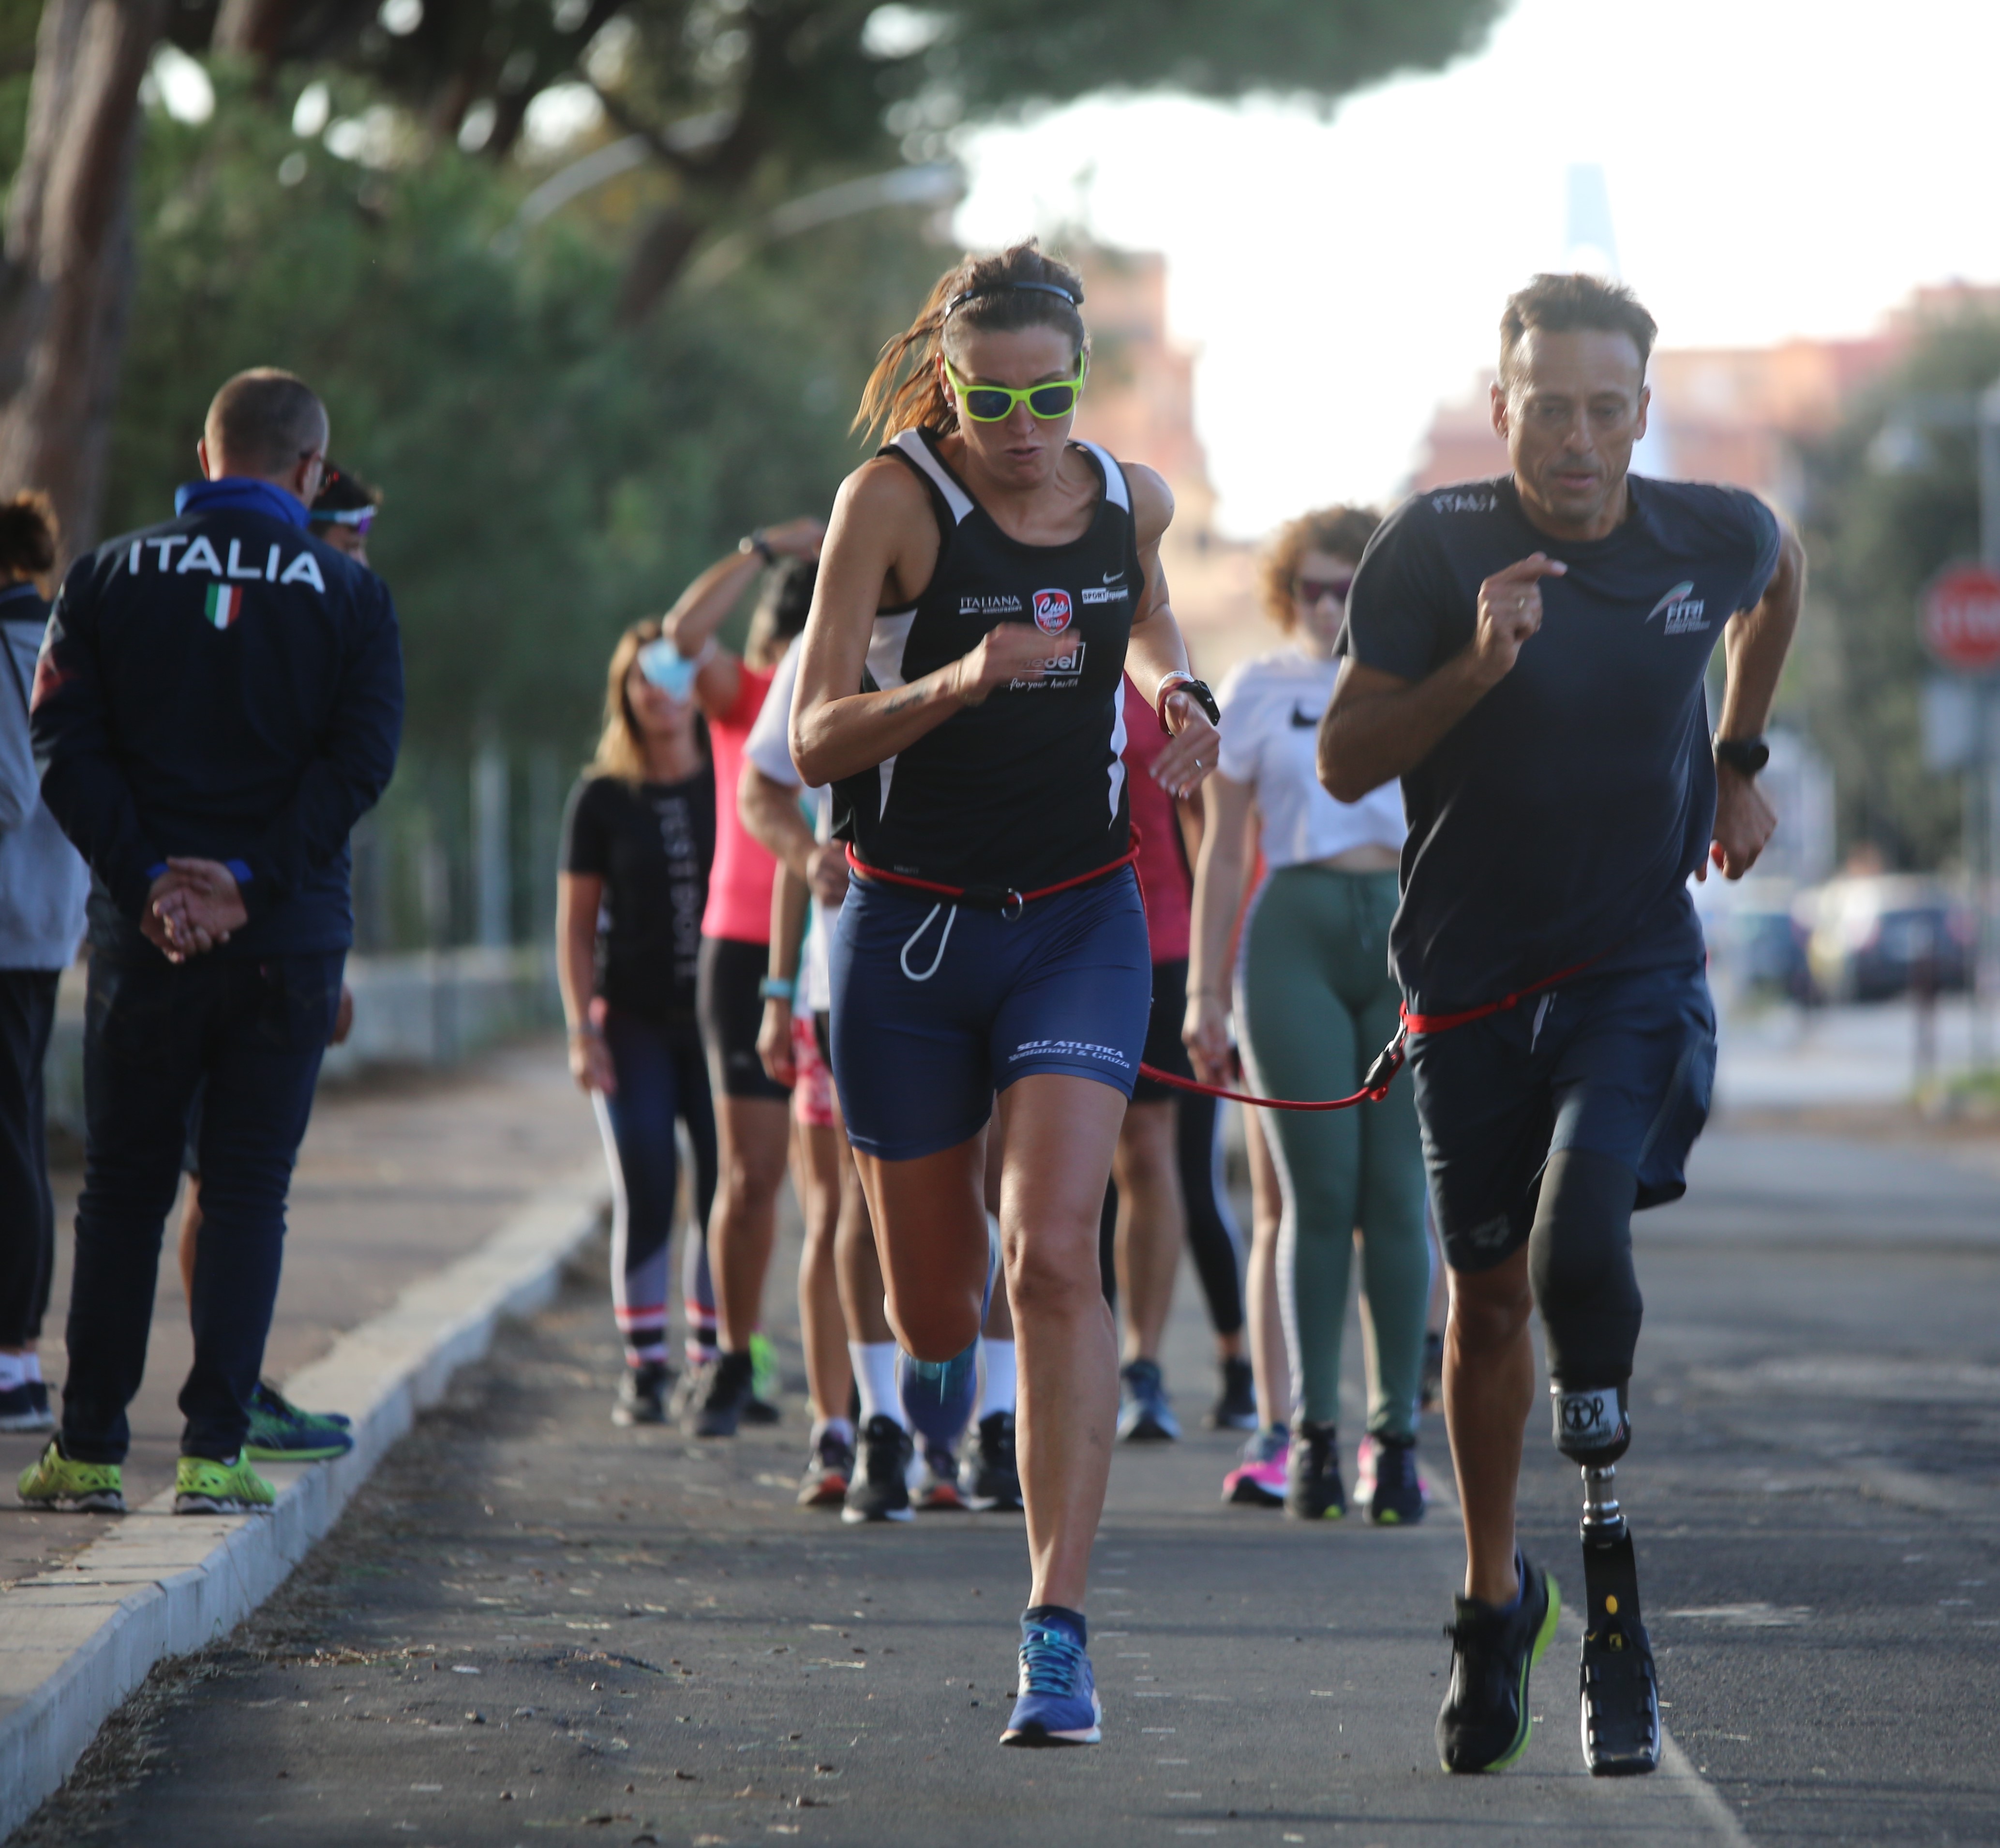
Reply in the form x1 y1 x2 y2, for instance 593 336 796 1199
558 618 719 1427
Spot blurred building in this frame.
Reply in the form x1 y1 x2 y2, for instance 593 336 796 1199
1068 247 1269 680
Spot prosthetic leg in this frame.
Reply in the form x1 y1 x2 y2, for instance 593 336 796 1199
1553 1385 1660 1775
1531 1148 1659 1776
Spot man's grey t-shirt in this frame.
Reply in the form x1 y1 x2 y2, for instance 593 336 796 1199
1341 474 1780 1015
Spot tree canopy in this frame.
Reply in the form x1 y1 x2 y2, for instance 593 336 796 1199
101 67 945 755
205 0 1507 314
1795 308 2000 867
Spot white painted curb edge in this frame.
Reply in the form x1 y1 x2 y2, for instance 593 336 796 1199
0 1162 608 1843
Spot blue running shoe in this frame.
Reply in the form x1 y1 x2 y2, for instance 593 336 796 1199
1116 1358 1180 1443
1000 1612 1101 1747
244 1382 354 1462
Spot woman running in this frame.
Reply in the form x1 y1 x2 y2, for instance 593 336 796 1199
744 639 1023 1521
1185 507 1431 1524
670 522 824 1434
791 240 1218 1747
1106 673 1250 1444
1220 1103 1295 1503
558 619 720 1426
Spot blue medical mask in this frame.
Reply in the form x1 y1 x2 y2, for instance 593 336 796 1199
637 638 698 700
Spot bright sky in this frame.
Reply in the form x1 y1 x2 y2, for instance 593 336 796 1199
955 0 2000 537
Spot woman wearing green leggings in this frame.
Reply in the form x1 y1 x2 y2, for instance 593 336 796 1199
1185 506 1431 1524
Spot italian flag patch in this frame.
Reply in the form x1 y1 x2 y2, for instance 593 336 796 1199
205 583 244 630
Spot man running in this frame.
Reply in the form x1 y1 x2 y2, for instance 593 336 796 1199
1321 273 1803 1776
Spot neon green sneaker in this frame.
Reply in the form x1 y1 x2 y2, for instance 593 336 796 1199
17 1439 125 1513
174 1454 275 1515
746 1331 781 1423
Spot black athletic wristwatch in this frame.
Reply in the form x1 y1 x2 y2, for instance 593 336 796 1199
738 530 774 564
1156 671 1221 735
1713 734 1770 779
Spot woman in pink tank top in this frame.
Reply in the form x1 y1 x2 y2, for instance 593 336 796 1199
664 516 825 1435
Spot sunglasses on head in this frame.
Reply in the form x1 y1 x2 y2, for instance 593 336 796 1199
1296 575 1354 605
945 358 1087 423
313 507 374 535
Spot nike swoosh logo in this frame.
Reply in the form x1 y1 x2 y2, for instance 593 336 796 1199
1103 570 1125 584
1643 581 1696 622
1289 704 1321 729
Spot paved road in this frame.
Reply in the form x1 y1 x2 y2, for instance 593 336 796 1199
11 1117 1999 1846
0 1038 599 1590
1716 994 1990 1111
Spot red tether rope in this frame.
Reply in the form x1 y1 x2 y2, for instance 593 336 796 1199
846 837 1612 1114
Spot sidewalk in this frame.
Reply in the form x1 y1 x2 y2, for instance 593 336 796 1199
0 1036 602 1593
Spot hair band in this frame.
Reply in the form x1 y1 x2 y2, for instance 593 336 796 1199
944 280 1077 316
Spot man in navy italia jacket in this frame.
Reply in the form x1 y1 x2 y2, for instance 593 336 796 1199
23 368 403 1516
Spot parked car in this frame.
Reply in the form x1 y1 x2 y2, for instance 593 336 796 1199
1720 901 1814 1001
1802 876 1975 1002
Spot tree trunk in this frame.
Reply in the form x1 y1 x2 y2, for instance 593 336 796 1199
210 0 292 58
0 0 165 558
614 204 702 328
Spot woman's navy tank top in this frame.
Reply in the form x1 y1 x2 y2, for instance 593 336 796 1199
832 427 1143 892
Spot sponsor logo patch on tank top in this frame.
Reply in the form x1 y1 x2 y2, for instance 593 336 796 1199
959 593 1024 616
1033 588 1073 634
1010 640 1088 692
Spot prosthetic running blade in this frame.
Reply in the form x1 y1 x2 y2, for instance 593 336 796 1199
1579 1518 1661 1776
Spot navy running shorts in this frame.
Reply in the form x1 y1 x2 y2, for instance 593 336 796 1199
1408 958 1716 1275
829 867 1151 1162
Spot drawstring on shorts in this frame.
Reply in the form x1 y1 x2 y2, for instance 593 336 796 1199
898 902 958 982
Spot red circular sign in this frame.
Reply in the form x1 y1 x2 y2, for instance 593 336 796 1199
1922 563 2000 673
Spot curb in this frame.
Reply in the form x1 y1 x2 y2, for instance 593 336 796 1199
0 1162 608 1843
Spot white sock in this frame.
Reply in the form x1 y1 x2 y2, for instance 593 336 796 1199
979 1338 1016 1418
849 1342 907 1430
0 1353 25 1391
22 1352 40 1382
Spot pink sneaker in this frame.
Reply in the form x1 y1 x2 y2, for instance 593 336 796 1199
1222 1424 1288 1506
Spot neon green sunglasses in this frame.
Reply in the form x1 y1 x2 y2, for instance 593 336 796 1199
945 357 1087 423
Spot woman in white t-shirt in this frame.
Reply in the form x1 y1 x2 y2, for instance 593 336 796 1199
1184 507 1430 1526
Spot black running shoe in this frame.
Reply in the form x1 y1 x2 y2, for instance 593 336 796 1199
613 1361 672 1428
1285 1419 1345 1520
684 1350 755 1438
1355 1433 1426 1526
1420 1329 1445 1413
741 1395 781 1427
796 1427 854 1508
841 1415 914 1523
1204 1356 1257 1431
1437 1555 1561 1773
959 1411 1022 1511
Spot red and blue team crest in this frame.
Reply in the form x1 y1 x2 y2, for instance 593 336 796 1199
1033 588 1073 635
